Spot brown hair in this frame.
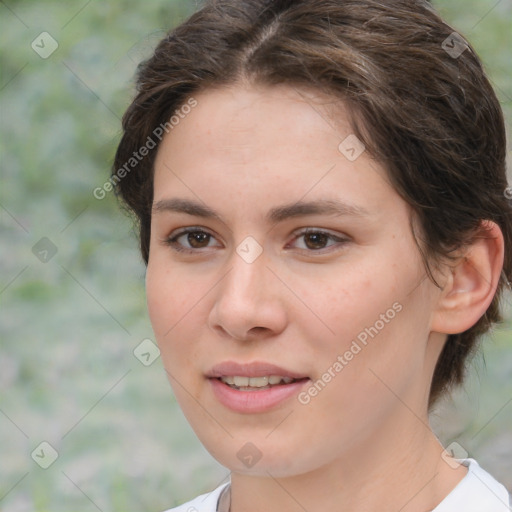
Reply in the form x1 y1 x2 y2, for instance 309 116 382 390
112 0 511 407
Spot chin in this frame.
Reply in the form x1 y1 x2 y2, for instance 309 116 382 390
198 434 316 478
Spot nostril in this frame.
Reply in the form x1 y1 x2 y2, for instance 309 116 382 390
248 326 270 335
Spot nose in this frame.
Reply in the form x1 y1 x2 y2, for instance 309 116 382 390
208 251 288 342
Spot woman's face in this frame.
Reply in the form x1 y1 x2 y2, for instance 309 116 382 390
147 83 444 476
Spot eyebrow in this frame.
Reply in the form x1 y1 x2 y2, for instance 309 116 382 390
152 197 369 223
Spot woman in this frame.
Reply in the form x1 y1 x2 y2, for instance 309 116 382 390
112 0 511 510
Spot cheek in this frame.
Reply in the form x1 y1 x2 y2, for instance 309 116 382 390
146 260 199 335
146 265 175 339
145 261 204 370
317 290 430 415
146 263 208 405
298 267 401 350
299 256 428 389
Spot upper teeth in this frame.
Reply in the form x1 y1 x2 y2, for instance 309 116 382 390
220 375 295 387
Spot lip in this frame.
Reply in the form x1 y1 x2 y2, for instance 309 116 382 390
207 361 308 379
207 361 310 414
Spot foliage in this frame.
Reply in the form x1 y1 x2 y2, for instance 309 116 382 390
1 0 510 510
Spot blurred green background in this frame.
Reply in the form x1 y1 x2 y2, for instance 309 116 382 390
1 0 510 510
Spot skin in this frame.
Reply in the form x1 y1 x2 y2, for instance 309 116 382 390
146 83 504 512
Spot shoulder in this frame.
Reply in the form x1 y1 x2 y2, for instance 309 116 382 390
161 483 229 512
433 458 511 512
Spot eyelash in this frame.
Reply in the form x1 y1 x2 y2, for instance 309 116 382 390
163 227 350 254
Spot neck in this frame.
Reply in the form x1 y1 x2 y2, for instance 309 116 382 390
229 407 467 512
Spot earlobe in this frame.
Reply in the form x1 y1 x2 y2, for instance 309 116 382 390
431 221 505 335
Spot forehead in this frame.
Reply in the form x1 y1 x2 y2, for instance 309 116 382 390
152 83 399 222
162 83 349 163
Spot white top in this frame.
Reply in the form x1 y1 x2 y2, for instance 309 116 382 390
163 459 511 512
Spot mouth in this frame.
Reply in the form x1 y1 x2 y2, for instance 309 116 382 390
207 361 311 413
217 375 308 391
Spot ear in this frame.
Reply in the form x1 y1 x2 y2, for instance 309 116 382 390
431 221 505 335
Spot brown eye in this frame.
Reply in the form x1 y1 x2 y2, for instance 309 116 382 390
288 228 349 253
303 232 329 249
187 231 211 248
165 228 221 252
